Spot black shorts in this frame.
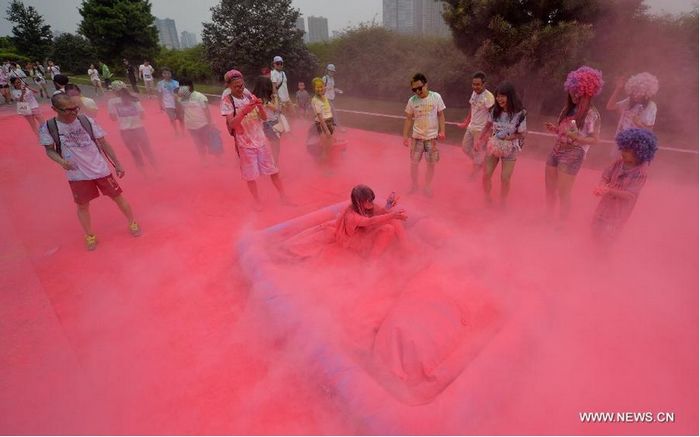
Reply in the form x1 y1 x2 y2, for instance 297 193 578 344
315 117 335 135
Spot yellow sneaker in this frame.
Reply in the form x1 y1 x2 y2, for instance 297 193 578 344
128 221 142 237
85 234 97 251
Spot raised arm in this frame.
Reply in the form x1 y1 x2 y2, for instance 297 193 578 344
606 76 626 111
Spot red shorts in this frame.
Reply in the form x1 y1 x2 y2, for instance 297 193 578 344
68 175 122 204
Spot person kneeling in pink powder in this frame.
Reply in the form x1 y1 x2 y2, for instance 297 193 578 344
335 185 408 258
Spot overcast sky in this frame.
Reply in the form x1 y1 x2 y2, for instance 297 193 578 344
0 0 696 38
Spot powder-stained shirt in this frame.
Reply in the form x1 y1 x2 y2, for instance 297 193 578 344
108 97 144 130
556 106 601 153
615 98 657 134
220 88 267 149
39 116 109 181
468 89 495 131
593 159 648 228
157 79 179 109
180 91 210 130
487 109 527 149
11 88 39 113
405 91 446 140
311 95 333 121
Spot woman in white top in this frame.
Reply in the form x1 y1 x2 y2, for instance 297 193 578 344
606 72 658 156
87 64 104 96
477 82 527 205
10 77 43 136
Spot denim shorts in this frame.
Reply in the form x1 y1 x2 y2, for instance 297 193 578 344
546 145 585 175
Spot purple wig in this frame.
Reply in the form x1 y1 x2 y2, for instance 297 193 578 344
564 66 604 98
615 128 658 163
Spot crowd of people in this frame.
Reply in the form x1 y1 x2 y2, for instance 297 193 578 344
0 56 660 253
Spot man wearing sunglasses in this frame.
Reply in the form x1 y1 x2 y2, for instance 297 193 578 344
39 93 141 250
403 73 446 197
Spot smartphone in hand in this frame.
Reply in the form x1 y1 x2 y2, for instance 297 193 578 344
385 192 396 209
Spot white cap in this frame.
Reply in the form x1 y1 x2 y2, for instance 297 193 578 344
327 64 336 72
273 56 283 63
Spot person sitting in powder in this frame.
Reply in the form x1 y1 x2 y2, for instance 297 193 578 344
335 185 408 258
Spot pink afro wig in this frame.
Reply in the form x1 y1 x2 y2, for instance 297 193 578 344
625 72 659 98
564 66 604 98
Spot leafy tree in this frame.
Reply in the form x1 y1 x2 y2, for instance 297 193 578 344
51 33 98 74
155 45 211 82
78 0 159 71
308 25 472 105
202 0 317 84
4 0 53 60
441 0 598 113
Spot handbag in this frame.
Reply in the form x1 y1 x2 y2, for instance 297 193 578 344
272 113 290 134
487 137 518 158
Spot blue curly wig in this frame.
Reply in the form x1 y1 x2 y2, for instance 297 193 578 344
615 128 658 163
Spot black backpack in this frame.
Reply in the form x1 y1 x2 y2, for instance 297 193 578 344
46 115 115 167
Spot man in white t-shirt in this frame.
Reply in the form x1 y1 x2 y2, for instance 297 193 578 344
220 69 289 209
458 71 495 178
403 73 446 197
39 93 142 250
270 55 291 112
139 60 155 97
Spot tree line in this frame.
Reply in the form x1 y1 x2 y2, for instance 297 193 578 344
3 0 697 135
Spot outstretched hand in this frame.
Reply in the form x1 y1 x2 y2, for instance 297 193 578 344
391 209 408 221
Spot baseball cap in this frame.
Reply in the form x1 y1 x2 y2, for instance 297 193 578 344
224 69 243 82
273 56 283 64
327 64 336 72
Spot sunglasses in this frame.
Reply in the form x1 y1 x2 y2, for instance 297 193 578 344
411 84 424 93
57 106 81 113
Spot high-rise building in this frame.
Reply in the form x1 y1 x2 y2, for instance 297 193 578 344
296 16 308 43
155 17 180 50
180 31 197 49
382 0 449 37
421 0 450 37
307 16 329 43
